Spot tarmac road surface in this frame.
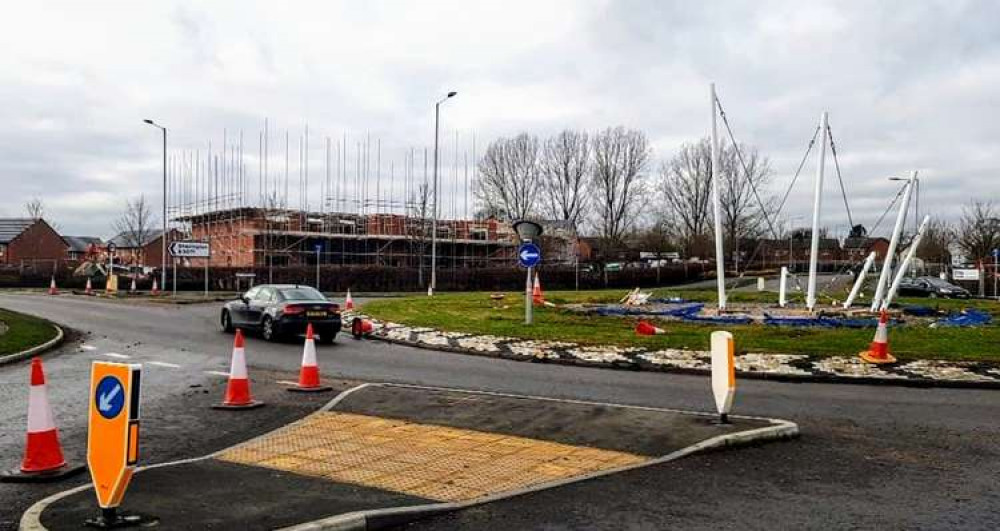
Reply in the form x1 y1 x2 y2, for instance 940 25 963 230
0 293 998 530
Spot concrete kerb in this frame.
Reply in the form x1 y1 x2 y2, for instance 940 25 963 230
0 322 64 367
20 382 798 531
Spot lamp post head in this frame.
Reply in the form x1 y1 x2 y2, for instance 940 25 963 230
447 91 457 98
513 220 543 242
143 119 154 125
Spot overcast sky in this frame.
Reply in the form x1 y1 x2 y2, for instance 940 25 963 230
1 0 997 239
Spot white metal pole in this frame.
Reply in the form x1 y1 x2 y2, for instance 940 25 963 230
843 251 876 309
710 83 726 311
806 112 829 311
882 215 931 310
316 247 321 289
172 257 177 297
870 172 916 311
779 266 788 308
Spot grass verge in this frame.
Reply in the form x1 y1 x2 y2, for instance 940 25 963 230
0 307 59 357
363 290 1000 362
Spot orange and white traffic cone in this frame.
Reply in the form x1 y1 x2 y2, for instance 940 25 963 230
532 272 545 306
351 317 374 340
48 277 58 295
345 289 354 311
288 324 332 393
1 358 84 483
213 329 264 409
84 278 93 295
151 279 160 296
635 320 666 336
860 310 896 364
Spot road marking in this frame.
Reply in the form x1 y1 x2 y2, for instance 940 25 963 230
102 352 131 359
276 380 299 386
80 345 97 351
148 361 181 368
205 370 230 377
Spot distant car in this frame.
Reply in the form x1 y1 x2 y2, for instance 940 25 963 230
220 285 342 343
897 276 971 299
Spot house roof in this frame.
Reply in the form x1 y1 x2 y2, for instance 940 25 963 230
0 218 36 244
63 236 104 253
108 229 164 248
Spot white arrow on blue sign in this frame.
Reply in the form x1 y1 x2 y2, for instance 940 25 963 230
518 243 542 268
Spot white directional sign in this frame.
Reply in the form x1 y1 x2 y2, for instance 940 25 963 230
168 241 210 258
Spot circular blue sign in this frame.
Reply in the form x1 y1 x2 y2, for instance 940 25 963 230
95 375 125 420
517 243 542 268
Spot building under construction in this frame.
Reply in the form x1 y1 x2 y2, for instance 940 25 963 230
173 207 517 269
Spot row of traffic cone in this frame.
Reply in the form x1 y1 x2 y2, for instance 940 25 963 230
51 277 160 296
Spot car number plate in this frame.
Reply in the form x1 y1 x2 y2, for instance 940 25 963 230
307 311 326 318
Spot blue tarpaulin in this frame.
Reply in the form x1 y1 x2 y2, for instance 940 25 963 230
934 309 992 327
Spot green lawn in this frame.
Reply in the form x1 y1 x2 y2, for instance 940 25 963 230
0 308 60 357
363 290 1000 362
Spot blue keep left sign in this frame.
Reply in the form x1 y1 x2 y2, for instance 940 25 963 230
95 375 125 420
518 243 541 268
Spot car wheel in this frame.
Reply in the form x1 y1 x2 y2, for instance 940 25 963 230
221 310 234 333
261 316 276 341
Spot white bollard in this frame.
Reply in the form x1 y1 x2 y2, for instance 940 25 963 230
757 277 766 292
711 331 736 423
779 267 788 308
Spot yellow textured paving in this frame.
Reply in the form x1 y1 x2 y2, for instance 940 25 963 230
216 412 648 502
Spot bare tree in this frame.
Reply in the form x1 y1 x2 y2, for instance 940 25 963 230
718 142 773 263
24 197 44 220
916 217 954 265
474 133 542 221
406 181 433 284
540 130 590 230
658 139 713 256
956 200 999 262
591 127 650 247
113 195 156 264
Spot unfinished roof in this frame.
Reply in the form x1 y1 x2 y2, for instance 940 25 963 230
108 229 163 248
0 218 37 244
63 235 104 253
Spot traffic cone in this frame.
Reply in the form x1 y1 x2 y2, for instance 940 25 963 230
130 277 137 294
213 329 264 409
48 277 58 295
288 324 332 393
1 358 84 483
151 278 160 296
859 310 896 364
351 317 374 340
84 278 93 295
345 289 354 311
635 320 666 336
532 272 545 306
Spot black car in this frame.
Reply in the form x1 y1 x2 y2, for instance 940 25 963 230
897 276 971 299
220 285 342 343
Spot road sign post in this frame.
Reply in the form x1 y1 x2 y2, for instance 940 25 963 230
993 249 998 300
513 221 544 326
710 331 735 424
314 243 322 290
87 361 149 528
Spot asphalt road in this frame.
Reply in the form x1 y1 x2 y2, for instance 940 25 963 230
0 293 997 530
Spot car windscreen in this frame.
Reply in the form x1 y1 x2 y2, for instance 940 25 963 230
926 278 955 288
278 287 326 301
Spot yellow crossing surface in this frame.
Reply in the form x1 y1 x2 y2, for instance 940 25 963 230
217 411 648 502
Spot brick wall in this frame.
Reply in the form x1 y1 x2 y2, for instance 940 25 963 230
6 220 67 264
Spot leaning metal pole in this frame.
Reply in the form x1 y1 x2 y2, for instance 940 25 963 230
430 102 440 296
843 251 876 309
870 171 916 311
710 83 726 311
806 112 829 311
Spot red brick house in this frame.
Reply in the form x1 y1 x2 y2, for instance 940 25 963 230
0 218 68 267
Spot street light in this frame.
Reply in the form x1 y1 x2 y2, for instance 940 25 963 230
513 220 543 325
143 119 167 294
429 91 457 296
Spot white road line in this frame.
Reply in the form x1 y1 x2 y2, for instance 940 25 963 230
80 345 97 351
205 370 230 377
148 361 181 368
275 380 299 386
102 352 131 359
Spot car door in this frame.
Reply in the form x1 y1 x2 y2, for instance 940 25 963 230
246 287 274 326
231 286 260 325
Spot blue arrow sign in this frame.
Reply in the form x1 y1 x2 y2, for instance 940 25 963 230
518 243 542 268
95 375 125 420
993 248 999 258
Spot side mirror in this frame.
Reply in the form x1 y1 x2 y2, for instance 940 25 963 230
240 295 250 304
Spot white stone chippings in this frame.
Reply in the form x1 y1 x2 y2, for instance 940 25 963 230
813 357 908 378
414 331 453 347
898 361 995 382
454 335 511 353
383 328 415 341
736 353 812 376
566 346 643 364
507 341 576 360
638 349 711 370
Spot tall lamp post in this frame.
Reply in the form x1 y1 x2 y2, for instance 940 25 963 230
430 91 457 296
143 119 167 294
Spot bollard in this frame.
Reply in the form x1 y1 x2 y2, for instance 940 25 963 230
710 331 735 424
